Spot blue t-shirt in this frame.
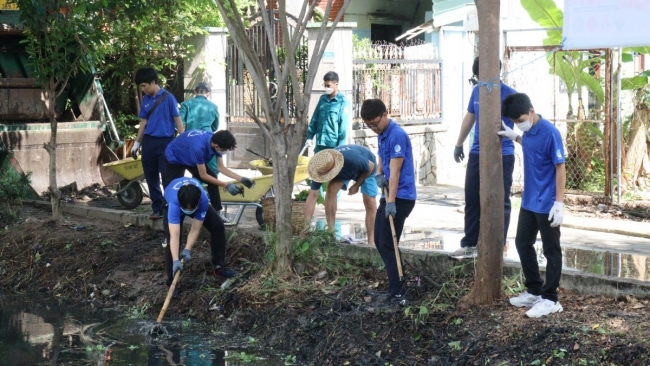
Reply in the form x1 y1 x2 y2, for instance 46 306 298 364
467 81 517 155
521 116 566 214
334 145 376 182
377 120 416 200
138 88 181 137
165 130 221 167
164 177 210 224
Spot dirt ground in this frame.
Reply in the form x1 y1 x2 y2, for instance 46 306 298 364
1 193 650 365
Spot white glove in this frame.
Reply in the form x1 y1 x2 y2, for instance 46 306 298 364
304 139 314 148
131 141 141 156
548 201 564 227
497 121 519 141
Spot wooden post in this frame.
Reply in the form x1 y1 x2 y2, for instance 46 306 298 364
461 0 505 307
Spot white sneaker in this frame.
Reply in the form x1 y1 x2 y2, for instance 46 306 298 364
449 247 477 258
218 211 231 224
526 299 563 318
509 292 542 307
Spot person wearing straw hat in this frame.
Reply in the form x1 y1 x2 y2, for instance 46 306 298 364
308 145 378 245
361 98 416 306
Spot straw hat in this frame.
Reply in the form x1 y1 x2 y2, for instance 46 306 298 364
307 149 344 183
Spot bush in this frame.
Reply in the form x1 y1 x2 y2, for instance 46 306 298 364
0 161 32 203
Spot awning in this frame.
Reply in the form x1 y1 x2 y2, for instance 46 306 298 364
395 19 435 42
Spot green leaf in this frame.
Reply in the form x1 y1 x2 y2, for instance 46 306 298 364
520 0 563 44
622 53 634 63
622 75 649 90
579 72 604 104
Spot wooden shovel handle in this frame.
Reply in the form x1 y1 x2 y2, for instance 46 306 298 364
156 259 183 323
383 187 403 280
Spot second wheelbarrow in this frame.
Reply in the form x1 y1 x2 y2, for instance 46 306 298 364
102 157 148 209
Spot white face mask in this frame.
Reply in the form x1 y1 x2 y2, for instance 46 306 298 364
516 113 533 132
516 120 532 132
324 87 334 95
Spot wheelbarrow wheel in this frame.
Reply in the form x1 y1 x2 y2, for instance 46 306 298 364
117 179 143 209
256 206 265 228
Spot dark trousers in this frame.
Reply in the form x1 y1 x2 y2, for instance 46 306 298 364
461 153 515 248
141 135 173 214
374 198 415 296
163 158 223 211
515 208 562 302
163 203 226 287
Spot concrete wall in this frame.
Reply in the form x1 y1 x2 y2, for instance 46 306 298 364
351 124 448 185
182 28 228 133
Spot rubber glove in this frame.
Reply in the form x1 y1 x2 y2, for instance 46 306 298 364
180 248 192 263
240 177 255 189
375 174 388 191
172 260 183 276
131 141 141 159
497 121 519 141
548 201 564 227
226 183 243 196
453 146 465 163
385 202 397 219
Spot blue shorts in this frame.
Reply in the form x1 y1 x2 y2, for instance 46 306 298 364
343 174 378 197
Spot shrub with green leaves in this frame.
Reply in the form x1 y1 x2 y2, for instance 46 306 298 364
0 162 32 203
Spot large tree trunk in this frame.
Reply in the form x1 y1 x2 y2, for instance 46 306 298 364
45 81 61 221
460 0 504 307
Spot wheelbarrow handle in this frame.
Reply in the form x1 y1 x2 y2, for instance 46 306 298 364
299 144 308 156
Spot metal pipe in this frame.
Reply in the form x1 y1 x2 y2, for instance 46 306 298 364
617 48 623 204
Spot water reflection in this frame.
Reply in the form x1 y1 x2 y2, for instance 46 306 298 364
0 297 285 365
325 221 650 282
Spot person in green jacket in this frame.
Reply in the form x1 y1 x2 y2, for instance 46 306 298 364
180 82 220 174
303 71 351 225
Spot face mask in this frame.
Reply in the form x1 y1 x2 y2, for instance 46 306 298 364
516 113 533 132
181 207 197 216
516 120 532 132
324 87 334 95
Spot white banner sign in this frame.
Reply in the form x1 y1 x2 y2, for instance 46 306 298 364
563 0 650 49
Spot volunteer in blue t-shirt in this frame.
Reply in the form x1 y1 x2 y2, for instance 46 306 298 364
498 93 566 318
163 177 237 294
307 144 378 245
451 57 518 259
361 99 416 306
131 67 185 220
163 130 254 215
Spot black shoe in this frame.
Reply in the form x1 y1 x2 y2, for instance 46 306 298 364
150 212 163 220
214 265 237 278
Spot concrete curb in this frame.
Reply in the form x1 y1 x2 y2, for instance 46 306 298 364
562 222 650 240
26 199 650 299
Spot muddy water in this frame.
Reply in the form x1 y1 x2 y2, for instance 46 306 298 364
0 296 285 366
320 220 650 282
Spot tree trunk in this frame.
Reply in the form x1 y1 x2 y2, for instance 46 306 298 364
622 104 650 191
460 0 504 307
46 80 61 221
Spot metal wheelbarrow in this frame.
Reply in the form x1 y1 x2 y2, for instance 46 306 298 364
221 155 311 227
102 157 148 209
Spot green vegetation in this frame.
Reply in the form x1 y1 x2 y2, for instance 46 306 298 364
0 159 32 219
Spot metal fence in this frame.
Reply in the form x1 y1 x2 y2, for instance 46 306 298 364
352 42 442 127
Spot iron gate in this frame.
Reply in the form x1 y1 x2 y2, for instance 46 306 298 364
225 10 308 168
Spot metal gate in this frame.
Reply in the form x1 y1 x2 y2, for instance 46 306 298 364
225 10 308 168
352 42 442 126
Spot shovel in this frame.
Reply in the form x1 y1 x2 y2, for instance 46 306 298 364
151 259 183 335
383 187 404 284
